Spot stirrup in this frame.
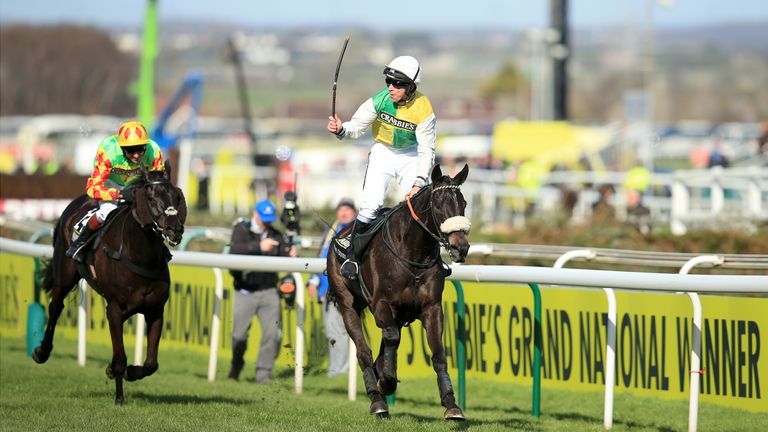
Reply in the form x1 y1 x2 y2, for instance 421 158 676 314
340 259 359 280
66 243 86 263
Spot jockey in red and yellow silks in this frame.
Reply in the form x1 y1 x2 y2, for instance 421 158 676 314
67 120 165 262
86 133 164 201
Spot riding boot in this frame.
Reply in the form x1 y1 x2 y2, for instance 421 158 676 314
66 215 101 263
228 339 247 381
340 220 369 280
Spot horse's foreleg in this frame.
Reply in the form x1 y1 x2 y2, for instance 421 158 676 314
422 305 464 421
341 304 388 417
105 303 128 405
373 302 400 396
126 312 162 381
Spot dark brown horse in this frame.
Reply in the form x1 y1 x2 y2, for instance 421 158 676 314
32 164 186 404
328 164 471 420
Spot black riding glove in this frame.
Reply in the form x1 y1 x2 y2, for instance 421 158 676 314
121 187 135 204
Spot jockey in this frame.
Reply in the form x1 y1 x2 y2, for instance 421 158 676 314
326 55 436 280
66 120 165 262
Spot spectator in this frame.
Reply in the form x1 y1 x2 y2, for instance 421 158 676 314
227 199 297 383
191 156 211 211
623 166 652 234
707 138 729 168
307 198 356 377
591 184 616 221
757 121 768 159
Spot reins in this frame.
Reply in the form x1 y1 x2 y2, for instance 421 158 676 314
380 183 459 284
405 184 461 250
101 180 171 279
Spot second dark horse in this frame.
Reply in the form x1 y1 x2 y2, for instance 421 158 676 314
32 164 186 404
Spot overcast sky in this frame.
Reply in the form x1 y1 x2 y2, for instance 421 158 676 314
1 0 767 30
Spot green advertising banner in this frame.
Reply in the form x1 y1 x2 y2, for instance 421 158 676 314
1 252 764 412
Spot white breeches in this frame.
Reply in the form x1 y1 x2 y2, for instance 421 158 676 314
95 201 118 222
358 142 419 223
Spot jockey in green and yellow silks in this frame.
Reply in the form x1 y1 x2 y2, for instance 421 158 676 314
67 120 165 262
326 55 436 280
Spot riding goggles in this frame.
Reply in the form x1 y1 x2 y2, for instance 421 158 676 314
385 78 410 89
123 145 147 155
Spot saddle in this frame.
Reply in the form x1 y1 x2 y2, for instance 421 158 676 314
331 207 394 263
70 204 128 289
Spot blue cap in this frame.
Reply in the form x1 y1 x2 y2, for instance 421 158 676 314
254 200 277 223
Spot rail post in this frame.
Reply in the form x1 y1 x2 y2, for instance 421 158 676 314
679 255 722 432
529 282 542 418
451 280 466 412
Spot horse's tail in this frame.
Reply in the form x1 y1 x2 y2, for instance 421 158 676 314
40 257 55 294
39 217 65 295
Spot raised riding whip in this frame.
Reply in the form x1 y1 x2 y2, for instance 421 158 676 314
331 35 350 117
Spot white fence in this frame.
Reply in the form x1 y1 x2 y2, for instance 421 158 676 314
1 237 766 431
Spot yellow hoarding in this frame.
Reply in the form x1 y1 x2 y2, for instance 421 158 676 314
2 252 765 412
491 121 610 169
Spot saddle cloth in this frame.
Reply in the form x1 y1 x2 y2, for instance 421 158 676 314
72 208 98 241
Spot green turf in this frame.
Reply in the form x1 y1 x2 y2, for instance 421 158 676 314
0 335 764 431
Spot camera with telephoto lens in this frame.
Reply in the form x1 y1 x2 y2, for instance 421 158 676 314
280 191 300 256
278 274 296 309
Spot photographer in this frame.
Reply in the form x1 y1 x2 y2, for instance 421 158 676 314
228 199 297 383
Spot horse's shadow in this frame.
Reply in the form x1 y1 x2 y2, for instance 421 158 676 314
84 390 251 405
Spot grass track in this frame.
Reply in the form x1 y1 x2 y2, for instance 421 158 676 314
1 335 765 431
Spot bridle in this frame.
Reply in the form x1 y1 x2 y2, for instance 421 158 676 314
140 178 182 246
376 182 470 284
405 183 471 251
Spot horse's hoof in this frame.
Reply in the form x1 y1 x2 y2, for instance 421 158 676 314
125 365 141 382
376 411 390 420
31 347 50 364
114 397 125 406
444 407 465 421
369 400 389 417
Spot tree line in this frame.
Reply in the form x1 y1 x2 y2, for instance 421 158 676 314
0 25 136 116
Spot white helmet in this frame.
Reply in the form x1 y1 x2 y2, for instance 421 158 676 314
384 56 422 84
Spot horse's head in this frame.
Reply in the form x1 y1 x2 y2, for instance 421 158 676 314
429 164 471 263
133 163 187 246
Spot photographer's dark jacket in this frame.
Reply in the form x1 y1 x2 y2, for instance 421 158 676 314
229 218 287 292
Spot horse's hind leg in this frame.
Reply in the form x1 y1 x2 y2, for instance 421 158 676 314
422 304 465 421
105 302 128 405
32 260 79 364
126 311 162 381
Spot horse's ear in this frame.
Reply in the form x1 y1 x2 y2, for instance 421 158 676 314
430 164 443 184
164 161 173 182
453 164 469 185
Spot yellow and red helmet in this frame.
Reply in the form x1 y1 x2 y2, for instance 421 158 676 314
117 120 149 148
